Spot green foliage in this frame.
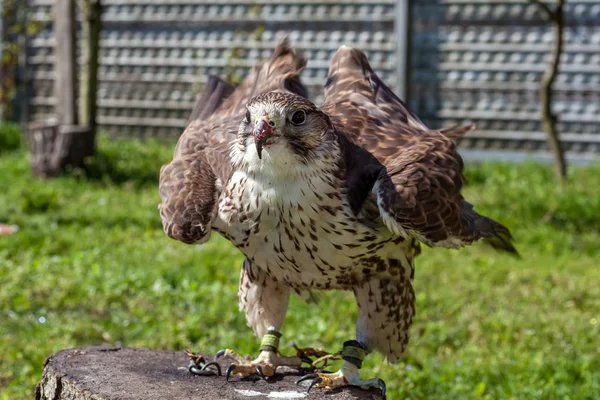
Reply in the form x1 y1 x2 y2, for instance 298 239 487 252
0 136 598 399
82 135 174 186
0 123 21 153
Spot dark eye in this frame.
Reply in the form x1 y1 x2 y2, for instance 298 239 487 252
291 110 306 125
245 110 251 123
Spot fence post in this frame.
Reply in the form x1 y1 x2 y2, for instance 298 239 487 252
394 0 411 102
54 0 78 125
79 0 102 136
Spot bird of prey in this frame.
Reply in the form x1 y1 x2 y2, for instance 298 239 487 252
159 39 516 397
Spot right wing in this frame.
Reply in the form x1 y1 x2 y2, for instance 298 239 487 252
159 39 308 244
321 46 517 254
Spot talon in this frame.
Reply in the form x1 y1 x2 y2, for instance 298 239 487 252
378 378 387 399
308 377 323 393
189 361 217 376
188 362 202 375
225 364 236 381
201 361 222 376
215 349 226 359
255 365 268 380
296 373 319 385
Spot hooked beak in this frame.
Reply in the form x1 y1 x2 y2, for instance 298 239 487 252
253 119 274 159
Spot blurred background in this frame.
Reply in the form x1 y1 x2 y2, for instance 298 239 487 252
1 1 598 399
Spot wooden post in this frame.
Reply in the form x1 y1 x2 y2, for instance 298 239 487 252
79 0 102 136
28 0 94 178
54 0 78 125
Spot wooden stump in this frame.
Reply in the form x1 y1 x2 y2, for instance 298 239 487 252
27 121 95 178
36 347 381 400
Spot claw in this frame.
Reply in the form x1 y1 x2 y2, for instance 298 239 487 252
201 361 222 376
255 365 268 381
215 349 226 359
225 364 236 382
307 377 323 393
188 362 202 375
189 361 217 377
378 378 387 400
185 350 222 377
296 373 319 385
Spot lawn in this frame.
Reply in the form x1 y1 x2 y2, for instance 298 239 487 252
1 129 599 399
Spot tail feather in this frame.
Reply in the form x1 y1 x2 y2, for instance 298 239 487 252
475 215 520 257
461 200 519 256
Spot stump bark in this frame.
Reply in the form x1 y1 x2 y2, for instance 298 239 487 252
36 346 380 400
27 121 95 178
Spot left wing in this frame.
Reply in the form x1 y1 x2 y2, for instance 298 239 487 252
322 46 516 253
159 39 308 245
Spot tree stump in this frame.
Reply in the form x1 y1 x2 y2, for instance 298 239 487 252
27 120 95 178
36 347 381 400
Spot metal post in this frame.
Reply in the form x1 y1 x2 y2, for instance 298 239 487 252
394 0 411 102
54 0 78 125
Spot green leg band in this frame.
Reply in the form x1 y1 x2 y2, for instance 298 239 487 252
342 340 367 368
259 330 282 353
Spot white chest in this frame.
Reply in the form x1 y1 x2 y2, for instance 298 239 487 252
213 170 401 289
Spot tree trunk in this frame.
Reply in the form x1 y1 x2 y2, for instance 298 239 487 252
27 121 93 177
536 0 567 182
36 346 380 400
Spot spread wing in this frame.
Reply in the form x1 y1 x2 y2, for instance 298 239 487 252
322 46 517 253
159 39 308 244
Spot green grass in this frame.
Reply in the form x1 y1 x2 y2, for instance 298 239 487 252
1 133 599 399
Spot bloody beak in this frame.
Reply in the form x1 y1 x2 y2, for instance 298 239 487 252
253 119 273 159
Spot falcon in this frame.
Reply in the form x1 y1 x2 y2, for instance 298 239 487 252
159 40 517 397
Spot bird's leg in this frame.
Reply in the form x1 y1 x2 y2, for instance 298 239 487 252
297 340 387 399
217 330 313 380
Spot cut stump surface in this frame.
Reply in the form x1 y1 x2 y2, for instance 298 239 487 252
36 346 381 399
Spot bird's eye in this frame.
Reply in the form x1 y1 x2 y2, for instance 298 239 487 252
290 110 306 125
245 110 251 123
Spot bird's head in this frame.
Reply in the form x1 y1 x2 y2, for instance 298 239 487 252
234 91 334 175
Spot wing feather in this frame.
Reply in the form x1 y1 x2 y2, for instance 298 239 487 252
159 152 216 244
323 46 516 253
160 39 308 244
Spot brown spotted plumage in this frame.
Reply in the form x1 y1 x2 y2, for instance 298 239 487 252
322 47 517 253
159 40 516 393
